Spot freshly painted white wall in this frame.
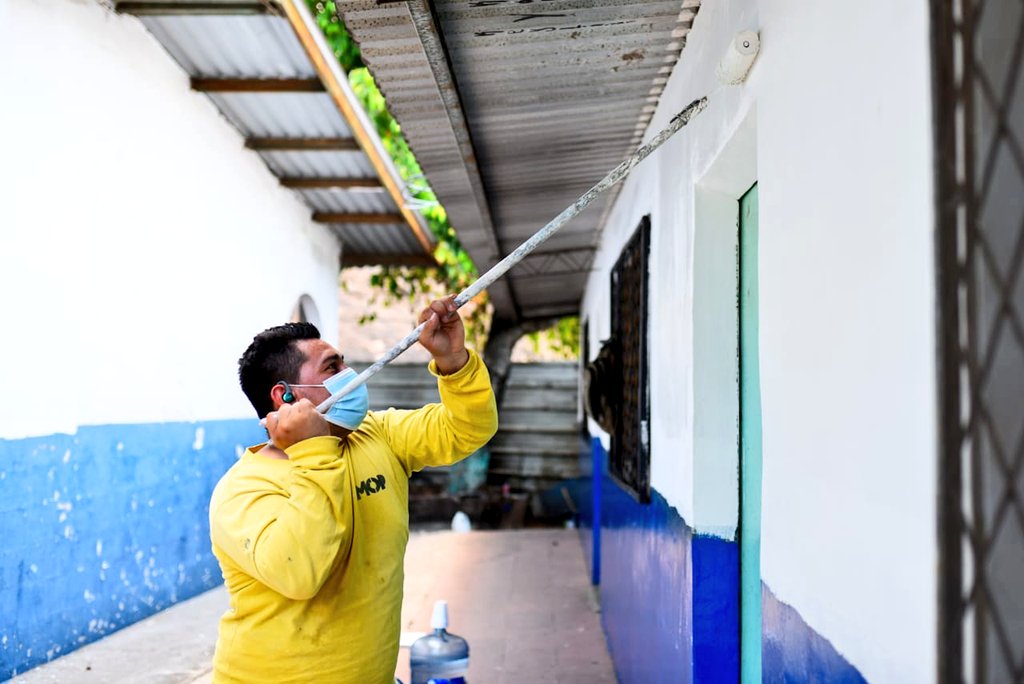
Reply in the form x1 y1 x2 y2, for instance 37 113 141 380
0 0 341 439
581 0 936 681
583 0 760 530
754 2 936 682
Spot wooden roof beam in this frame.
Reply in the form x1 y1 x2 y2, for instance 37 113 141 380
313 212 404 224
245 137 359 152
191 78 324 93
280 177 382 189
114 1 281 15
342 253 436 267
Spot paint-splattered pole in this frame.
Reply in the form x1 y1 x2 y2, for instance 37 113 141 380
317 96 709 415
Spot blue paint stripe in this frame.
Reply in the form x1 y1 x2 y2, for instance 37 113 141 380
587 435 864 683
600 481 692 683
574 438 596 585
762 585 867 683
693 535 740 683
591 437 603 586
0 419 263 677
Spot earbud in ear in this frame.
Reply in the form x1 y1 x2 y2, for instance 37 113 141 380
278 382 295 404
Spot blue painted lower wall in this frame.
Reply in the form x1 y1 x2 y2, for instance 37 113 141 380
600 482 695 683
0 419 263 679
693 534 740 682
762 586 868 683
578 440 865 682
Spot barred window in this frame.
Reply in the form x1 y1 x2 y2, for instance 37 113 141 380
609 215 651 502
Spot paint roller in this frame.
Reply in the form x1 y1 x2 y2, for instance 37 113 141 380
317 30 761 415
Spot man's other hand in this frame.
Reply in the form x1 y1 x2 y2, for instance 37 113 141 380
264 399 330 451
418 295 469 375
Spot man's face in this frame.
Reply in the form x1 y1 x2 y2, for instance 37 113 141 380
291 338 348 405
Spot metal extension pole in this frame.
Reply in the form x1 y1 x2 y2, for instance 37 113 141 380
317 95 709 414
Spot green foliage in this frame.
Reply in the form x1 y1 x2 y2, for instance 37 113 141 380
524 316 580 359
306 1 488 347
311 2 362 71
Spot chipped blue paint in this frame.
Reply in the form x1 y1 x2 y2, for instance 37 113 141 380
0 419 263 678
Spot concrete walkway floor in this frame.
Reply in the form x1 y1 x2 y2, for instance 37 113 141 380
14 528 616 683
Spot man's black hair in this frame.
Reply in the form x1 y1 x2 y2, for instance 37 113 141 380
238 322 321 418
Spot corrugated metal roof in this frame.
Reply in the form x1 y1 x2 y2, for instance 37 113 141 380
208 92 354 138
339 0 697 322
297 188 394 214
139 15 314 78
118 1 435 264
258 150 376 178
328 222 425 256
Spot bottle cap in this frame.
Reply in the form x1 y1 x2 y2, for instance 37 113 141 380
431 600 449 630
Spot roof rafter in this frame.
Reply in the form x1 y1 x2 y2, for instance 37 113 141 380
313 212 404 224
190 77 324 93
280 177 382 189
114 1 281 16
343 253 436 267
245 137 359 151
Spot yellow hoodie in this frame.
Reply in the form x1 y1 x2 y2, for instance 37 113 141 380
209 350 498 683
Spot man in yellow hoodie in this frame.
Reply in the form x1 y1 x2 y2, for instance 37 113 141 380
209 295 498 683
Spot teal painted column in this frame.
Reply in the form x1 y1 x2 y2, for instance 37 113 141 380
739 183 763 683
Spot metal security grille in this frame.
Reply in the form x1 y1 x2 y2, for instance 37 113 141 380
609 216 651 502
933 0 1024 681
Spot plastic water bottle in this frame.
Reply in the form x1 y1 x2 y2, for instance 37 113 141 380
409 600 469 684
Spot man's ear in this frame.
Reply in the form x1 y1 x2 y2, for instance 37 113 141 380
269 382 289 410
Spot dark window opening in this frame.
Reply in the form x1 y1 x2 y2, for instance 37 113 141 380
609 215 651 503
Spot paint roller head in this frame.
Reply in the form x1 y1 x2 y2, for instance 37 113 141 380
716 30 760 85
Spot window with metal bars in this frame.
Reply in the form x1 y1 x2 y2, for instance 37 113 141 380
609 215 651 503
933 0 1024 680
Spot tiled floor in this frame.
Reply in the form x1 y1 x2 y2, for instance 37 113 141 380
15 528 616 684
396 528 615 684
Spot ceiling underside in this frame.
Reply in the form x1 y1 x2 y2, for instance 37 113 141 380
339 0 699 323
114 0 437 266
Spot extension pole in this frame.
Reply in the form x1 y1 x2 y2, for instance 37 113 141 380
317 96 709 414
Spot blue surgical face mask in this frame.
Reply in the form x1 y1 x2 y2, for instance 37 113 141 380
321 367 370 431
285 367 370 431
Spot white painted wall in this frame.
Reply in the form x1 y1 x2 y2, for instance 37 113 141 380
0 0 341 439
583 0 760 529
582 0 936 681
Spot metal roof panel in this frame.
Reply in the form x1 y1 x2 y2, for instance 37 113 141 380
330 222 426 255
297 188 397 214
340 0 697 322
123 2 435 266
258 150 377 178
139 14 314 78
208 92 354 137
